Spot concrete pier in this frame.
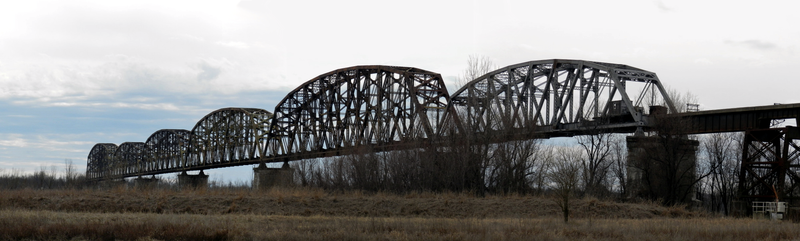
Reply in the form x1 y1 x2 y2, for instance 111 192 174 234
253 162 294 190
177 170 208 189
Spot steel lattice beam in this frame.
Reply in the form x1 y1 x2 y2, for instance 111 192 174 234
88 62 670 181
87 143 117 179
450 59 674 138
144 129 190 173
265 65 455 159
112 142 145 177
739 127 800 201
86 60 800 187
187 107 272 168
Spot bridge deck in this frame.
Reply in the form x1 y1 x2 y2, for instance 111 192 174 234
677 103 800 134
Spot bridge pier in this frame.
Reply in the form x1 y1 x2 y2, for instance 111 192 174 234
253 162 294 190
177 170 208 189
626 135 699 204
134 175 158 189
735 127 800 217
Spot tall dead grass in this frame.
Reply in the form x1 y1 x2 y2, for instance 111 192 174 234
0 187 702 219
0 209 796 241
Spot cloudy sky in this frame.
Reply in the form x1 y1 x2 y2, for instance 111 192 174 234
1 0 798 183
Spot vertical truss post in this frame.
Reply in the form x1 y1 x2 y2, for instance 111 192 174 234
739 127 800 203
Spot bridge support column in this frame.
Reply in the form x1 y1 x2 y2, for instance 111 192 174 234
736 127 800 217
626 136 699 204
178 171 208 189
253 162 294 190
134 175 158 189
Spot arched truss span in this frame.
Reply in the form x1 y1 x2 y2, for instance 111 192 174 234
266 65 455 157
188 107 272 167
144 129 190 173
450 59 675 136
87 143 117 179
113 142 145 177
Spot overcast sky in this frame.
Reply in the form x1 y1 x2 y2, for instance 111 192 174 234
1 0 798 183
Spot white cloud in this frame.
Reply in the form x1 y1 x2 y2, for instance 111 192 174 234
0 135 28 148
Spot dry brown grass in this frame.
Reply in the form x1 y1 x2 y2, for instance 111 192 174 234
0 188 700 219
7 188 788 240
0 209 797 241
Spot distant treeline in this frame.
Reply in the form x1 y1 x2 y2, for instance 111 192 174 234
0 160 86 189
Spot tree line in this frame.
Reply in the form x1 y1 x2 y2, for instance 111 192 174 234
0 159 87 189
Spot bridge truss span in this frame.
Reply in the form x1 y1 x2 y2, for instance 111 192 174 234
265 65 456 159
188 107 273 168
112 142 145 178
144 129 190 173
87 143 117 180
450 59 676 137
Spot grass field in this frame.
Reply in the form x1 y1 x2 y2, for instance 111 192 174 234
0 188 796 240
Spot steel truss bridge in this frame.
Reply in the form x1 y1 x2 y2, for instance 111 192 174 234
87 59 800 201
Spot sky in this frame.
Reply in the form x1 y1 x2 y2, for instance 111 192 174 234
1 0 799 183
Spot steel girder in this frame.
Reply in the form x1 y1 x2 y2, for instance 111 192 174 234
112 142 145 177
187 107 273 168
144 129 190 173
87 108 272 180
87 143 117 179
265 66 454 158
450 59 675 137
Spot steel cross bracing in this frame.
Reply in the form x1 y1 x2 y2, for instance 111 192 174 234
93 60 800 183
145 129 190 173
738 127 800 201
449 59 676 139
265 66 455 160
87 143 117 179
188 108 272 168
86 61 674 181
88 108 274 180
87 66 456 181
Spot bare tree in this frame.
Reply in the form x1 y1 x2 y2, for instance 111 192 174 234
666 86 699 113
609 136 628 197
576 132 614 198
486 139 543 194
456 55 495 88
441 54 496 195
293 159 317 187
383 148 422 193
344 146 386 192
701 132 742 215
642 85 698 114
549 147 583 223
531 149 553 195
64 159 77 188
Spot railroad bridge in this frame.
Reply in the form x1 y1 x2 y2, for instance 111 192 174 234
87 59 800 206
